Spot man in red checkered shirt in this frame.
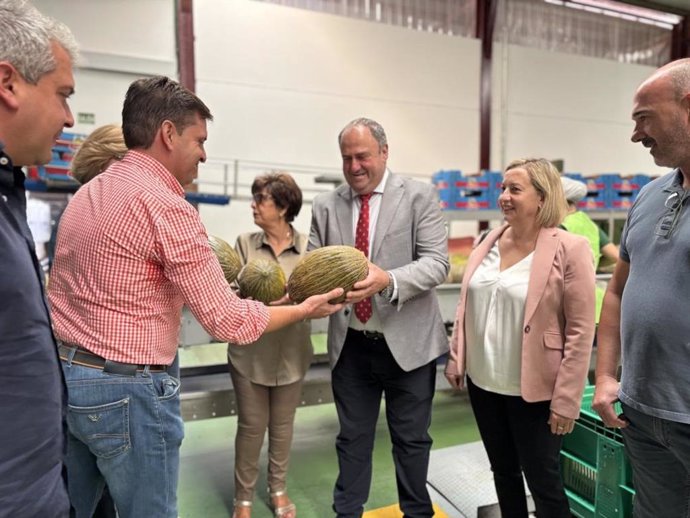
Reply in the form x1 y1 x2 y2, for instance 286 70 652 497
48 76 342 518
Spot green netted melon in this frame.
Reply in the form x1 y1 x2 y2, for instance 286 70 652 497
287 245 368 304
208 235 242 284
237 259 287 304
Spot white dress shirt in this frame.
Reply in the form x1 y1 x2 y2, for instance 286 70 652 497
465 242 533 395
348 169 396 332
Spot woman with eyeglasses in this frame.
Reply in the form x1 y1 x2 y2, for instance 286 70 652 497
228 172 307 518
445 158 596 518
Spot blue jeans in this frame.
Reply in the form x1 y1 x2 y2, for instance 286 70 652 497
61 357 184 518
621 403 690 518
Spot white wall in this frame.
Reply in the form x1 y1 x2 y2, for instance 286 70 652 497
194 0 484 242
492 43 662 176
31 0 668 243
195 0 480 175
194 0 665 242
33 0 176 134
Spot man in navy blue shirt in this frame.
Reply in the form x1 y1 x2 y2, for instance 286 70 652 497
0 1 79 516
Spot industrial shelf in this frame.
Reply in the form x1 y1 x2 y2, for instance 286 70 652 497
441 209 628 221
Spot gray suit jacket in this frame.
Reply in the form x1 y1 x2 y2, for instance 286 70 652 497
309 172 450 371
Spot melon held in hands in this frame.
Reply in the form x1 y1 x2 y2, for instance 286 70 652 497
237 259 287 304
208 235 242 284
287 245 368 304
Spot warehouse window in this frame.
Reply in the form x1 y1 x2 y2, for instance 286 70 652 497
498 0 675 67
256 0 676 67
254 0 476 37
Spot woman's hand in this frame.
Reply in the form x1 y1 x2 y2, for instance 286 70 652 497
548 411 574 435
444 359 464 390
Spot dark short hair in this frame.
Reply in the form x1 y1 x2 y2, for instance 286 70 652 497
252 171 303 223
122 76 213 149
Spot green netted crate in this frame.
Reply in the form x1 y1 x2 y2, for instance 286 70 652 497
560 385 635 518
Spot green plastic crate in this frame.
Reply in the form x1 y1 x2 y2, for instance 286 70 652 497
560 385 635 518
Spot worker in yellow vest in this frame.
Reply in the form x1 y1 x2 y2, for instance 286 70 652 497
560 176 619 324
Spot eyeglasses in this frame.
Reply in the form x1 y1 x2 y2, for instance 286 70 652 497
655 191 687 238
252 192 273 204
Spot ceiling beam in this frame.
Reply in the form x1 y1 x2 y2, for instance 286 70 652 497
476 0 498 172
671 16 690 59
177 0 196 92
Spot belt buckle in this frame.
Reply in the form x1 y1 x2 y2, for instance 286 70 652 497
362 330 384 341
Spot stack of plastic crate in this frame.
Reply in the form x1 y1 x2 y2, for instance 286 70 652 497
608 174 651 211
561 385 635 518
432 170 462 210
570 175 609 211
26 131 85 190
455 171 502 210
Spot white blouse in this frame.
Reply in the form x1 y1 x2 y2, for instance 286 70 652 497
465 242 533 396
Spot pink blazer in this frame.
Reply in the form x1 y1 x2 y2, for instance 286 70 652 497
446 224 595 419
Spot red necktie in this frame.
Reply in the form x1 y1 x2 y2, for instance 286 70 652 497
354 193 372 323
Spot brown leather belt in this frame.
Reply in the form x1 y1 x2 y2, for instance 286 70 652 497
58 343 167 376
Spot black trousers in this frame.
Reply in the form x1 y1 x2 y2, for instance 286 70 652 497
331 330 437 518
467 377 571 518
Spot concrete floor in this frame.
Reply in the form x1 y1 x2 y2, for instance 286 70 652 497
178 390 480 518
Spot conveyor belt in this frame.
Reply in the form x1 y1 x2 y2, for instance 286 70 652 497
180 358 452 421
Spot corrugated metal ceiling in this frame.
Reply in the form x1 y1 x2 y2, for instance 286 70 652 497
622 0 690 16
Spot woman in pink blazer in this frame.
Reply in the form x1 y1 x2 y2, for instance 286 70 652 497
445 158 595 518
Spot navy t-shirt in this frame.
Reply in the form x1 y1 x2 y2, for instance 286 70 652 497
0 149 70 517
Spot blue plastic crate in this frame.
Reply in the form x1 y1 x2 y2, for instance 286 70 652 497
436 186 458 210
452 189 494 210
575 176 610 210
455 172 499 210
432 170 461 190
608 174 651 210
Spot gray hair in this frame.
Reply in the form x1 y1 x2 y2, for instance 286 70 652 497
0 0 79 84
657 58 690 101
338 117 388 149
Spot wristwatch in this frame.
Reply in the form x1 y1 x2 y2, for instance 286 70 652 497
379 272 395 301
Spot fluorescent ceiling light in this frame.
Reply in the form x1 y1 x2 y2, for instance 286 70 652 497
547 0 682 27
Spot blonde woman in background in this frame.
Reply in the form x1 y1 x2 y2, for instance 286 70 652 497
445 158 595 518
48 124 127 271
229 172 307 518
71 124 126 184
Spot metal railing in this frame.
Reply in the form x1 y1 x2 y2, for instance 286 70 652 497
195 157 430 203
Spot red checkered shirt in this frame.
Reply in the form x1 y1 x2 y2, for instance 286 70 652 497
48 150 269 365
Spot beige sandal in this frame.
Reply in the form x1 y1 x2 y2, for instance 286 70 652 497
269 490 296 518
231 499 252 518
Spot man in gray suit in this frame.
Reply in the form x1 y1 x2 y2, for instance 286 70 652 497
309 118 449 518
